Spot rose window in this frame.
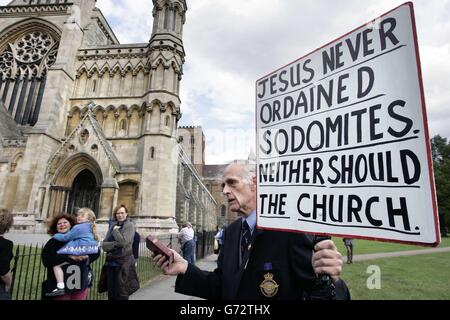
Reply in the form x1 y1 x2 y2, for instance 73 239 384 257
14 31 54 64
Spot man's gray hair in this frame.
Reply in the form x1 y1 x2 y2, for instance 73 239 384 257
227 159 257 185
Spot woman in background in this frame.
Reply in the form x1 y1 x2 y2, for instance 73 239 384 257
100 205 139 300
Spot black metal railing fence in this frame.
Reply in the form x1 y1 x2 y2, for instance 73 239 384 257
10 239 159 300
9 231 215 300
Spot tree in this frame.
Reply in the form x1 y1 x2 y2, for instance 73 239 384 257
431 135 450 236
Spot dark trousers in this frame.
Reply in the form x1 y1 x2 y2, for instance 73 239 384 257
106 266 128 300
182 240 196 264
345 245 353 263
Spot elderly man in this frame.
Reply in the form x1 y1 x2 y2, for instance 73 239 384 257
155 162 349 300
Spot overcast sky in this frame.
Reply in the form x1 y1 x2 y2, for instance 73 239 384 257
1 0 449 164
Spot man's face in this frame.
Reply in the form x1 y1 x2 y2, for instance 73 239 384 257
222 164 256 215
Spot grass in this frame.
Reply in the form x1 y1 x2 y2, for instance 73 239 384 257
341 253 450 300
333 236 450 256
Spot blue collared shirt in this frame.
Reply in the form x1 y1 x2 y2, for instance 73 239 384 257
242 210 256 236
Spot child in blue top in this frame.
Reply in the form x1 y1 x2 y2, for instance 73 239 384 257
46 208 99 297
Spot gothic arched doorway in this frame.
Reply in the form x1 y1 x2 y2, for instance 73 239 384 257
45 153 103 219
67 169 100 216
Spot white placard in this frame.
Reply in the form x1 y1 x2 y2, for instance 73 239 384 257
256 3 440 246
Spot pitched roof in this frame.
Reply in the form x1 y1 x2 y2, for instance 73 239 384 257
46 103 121 179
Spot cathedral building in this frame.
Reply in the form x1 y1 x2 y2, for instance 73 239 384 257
0 0 217 235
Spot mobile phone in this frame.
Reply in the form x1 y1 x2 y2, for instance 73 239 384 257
146 234 174 263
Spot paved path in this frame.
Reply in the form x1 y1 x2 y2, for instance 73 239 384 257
130 246 450 300
4 233 50 246
130 254 218 300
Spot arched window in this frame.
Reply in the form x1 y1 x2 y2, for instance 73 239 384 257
117 118 127 137
164 5 170 30
171 8 176 31
149 146 155 160
165 115 171 127
120 119 127 131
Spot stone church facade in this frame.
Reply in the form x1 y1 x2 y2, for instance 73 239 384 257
0 0 217 235
178 126 244 228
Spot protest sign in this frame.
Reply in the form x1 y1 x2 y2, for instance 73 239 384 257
256 2 440 246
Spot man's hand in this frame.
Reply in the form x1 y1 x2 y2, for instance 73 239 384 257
153 249 188 276
312 240 343 282
1 272 12 292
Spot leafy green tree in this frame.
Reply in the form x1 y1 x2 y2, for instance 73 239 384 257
431 135 450 236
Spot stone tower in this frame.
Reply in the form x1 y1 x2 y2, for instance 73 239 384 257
0 0 212 236
178 126 205 176
138 0 188 232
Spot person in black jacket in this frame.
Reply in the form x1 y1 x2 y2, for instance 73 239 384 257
155 162 350 300
0 209 14 300
41 212 100 300
100 205 139 300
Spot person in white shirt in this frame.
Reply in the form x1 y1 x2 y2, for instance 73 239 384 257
214 226 225 255
177 222 196 264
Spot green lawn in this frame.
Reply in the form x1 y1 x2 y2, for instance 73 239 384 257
333 236 450 256
341 253 450 300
